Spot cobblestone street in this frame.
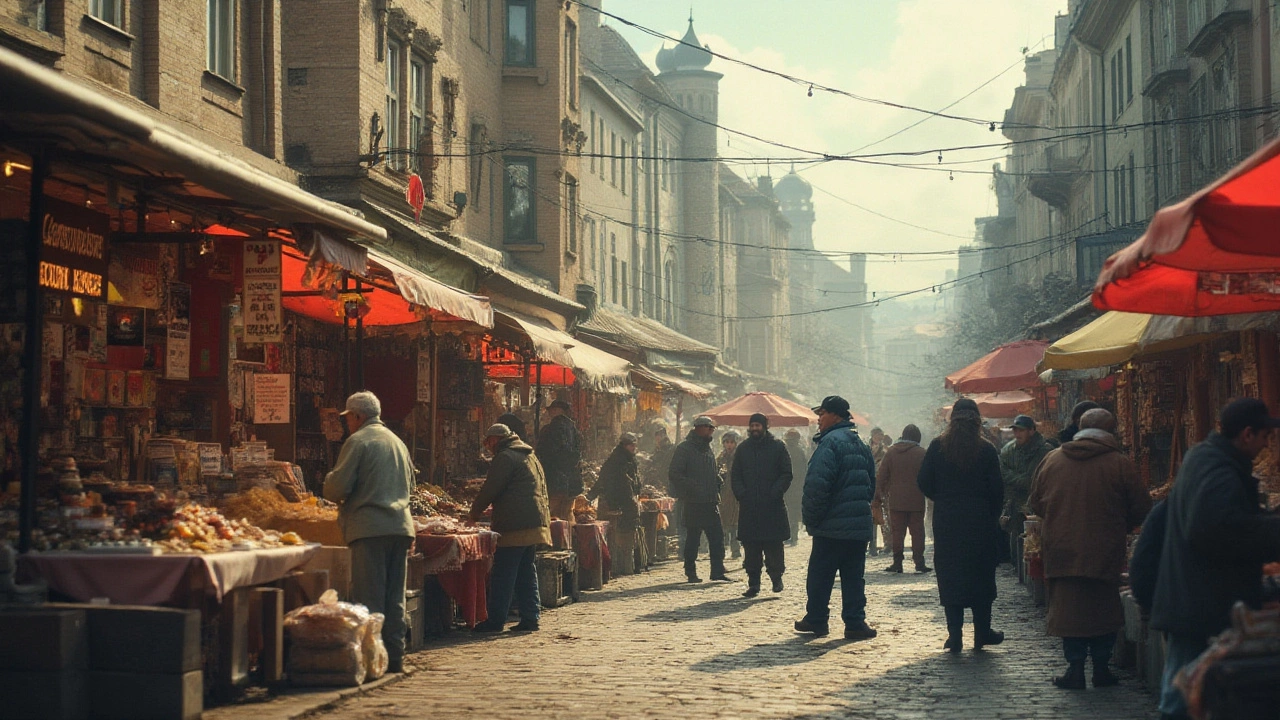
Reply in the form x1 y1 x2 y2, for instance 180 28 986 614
309 536 1159 720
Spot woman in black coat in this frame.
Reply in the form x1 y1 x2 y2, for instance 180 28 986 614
917 397 1005 653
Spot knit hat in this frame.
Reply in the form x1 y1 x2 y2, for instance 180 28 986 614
748 412 770 428
692 416 717 428
485 423 514 439
619 432 638 445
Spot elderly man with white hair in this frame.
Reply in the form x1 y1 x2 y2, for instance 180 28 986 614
324 390 416 672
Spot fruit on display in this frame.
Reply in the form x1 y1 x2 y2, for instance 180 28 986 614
156 504 305 554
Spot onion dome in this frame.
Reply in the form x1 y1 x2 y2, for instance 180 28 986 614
656 16 713 73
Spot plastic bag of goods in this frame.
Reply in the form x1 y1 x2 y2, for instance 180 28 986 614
285 589 371 686
362 612 389 680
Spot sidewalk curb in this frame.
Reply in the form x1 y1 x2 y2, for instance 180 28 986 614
202 669 414 720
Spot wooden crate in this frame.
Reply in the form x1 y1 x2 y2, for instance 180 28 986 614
405 590 425 652
536 551 578 609
299 546 350 601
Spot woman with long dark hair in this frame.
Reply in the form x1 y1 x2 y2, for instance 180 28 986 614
917 397 1005 652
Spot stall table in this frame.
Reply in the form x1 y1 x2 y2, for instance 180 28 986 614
574 521 611 590
549 519 572 550
413 530 499 628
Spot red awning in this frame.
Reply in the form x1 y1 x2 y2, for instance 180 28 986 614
1093 136 1280 316
486 363 576 387
963 391 1036 419
280 250 422 326
701 392 817 428
944 341 1048 394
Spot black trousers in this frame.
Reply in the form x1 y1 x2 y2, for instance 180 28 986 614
683 507 725 573
742 540 785 585
945 602 994 633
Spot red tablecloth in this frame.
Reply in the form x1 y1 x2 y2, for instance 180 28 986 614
17 544 321 606
574 521 611 575
549 520 572 550
414 531 499 628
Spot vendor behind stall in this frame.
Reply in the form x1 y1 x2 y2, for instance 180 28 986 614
323 391 415 673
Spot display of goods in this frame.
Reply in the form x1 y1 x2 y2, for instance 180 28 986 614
573 495 596 524
638 485 664 499
1176 602 1280 718
1022 533 1042 556
414 515 474 535
286 589 384 687
155 503 304 554
285 589 371 647
410 484 467 518
219 488 338 527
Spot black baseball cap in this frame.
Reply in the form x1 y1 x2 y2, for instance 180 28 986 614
1220 398 1280 438
813 395 851 420
1006 415 1036 431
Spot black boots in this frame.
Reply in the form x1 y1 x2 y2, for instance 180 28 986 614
974 628 1005 650
742 581 760 598
883 562 904 573
944 631 962 653
709 563 731 581
915 561 933 573
684 562 702 583
794 619 829 637
771 576 783 593
1053 662 1086 690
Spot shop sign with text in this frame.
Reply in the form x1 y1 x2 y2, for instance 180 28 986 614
39 198 109 301
243 240 283 344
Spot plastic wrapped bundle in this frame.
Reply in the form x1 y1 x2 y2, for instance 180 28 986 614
285 589 370 648
362 613 389 681
286 590 372 687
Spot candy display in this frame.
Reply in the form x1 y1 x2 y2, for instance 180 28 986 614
155 504 304 554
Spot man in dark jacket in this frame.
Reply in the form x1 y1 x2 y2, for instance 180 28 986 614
795 396 878 641
588 433 643 575
470 423 553 633
999 415 1053 565
1152 399 1280 719
1058 400 1101 444
646 427 675 490
732 413 793 597
670 416 731 583
783 429 808 546
538 399 583 523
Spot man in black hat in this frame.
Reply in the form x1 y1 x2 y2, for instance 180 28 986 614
795 396 878 641
538 398 583 524
999 414 1052 565
732 412 794 597
670 416 731 583
1152 398 1280 719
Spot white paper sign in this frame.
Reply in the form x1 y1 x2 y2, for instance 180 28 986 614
417 350 432 403
243 240 283 344
253 373 291 424
197 443 223 475
165 282 190 380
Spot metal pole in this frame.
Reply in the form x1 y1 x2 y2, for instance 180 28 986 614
354 279 364 390
533 360 543 441
428 331 439 484
18 153 47 553
341 275 351 398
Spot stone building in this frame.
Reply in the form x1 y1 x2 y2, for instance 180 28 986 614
720 171 789 378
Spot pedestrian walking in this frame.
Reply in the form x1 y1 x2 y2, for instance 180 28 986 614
731 413 793 597
868 427 889 556
323 391 416 673
646 427 676 490
669 416 731 583
794 396 878 641
876 424 930 574
1057 400 1100 445
1151 398 1280 720
783 429 808 546
588 433 644 575
538 399 584 523
469 423 552 633
998 414 1052 565
917 397 1005 653
718 430 742 560
1027 409 1151 690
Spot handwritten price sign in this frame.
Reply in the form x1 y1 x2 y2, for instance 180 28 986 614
253 373 291 425
243 240 283 344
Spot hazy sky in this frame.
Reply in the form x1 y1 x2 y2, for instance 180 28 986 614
606 0 1067 297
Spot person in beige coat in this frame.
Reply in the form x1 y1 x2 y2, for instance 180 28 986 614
1028 409 1151 690
876 424 930 573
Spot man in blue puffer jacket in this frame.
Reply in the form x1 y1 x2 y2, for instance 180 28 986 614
795 395 879 641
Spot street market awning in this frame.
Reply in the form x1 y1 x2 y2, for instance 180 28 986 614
943 392 1036 420
631 366 713 399
1040 311 1278 371
701 392 816 428
1093 136 1280 316
492 311 631 394
364 249 493 328
945 340 1048 394
577 306 719 361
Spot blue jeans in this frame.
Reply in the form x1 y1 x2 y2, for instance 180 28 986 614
1159 632 1208 717
1063 633 1115 666
487 545 540 626
804 536 868 628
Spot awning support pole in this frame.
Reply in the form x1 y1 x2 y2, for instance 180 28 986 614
342 274 351 398
354 279 365 389
18 152 47 554
534 361 543 441
428 330 439 485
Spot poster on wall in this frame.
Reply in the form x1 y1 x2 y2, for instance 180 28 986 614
107 246 163 310
416 350 431 403
107 306 144 346
253 373 291 424
243 241 283 344
165 282 190 380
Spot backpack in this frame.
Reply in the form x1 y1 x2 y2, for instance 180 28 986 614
1129 499 1168 611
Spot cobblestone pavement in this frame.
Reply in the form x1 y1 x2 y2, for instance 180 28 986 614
312 536 1159 720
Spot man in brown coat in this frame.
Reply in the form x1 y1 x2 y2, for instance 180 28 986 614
876 424 931 573
1028 409 1151 690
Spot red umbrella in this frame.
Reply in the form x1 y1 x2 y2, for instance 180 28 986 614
701 392 817 428
944 341 1048 394
1093 136 1280 316
961 391 1036 419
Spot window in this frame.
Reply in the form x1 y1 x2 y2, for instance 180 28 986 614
620 140 627 195
610 233 618 303
503 157 535 243
565 177 578 255
207 0 236 80
610 132 617 186
505 0 534 67
91 0 124 28
620 260 629 308
1110 49 1121 119
386 41 402 171
589 111 596 173
585 218 596 276
564 21 578 108
1129 153 1137 223
1125 35 1133 103
597 118 605 179
470 0 491 51
1113 163 1128 225
409 58 427 173
598 221 608 285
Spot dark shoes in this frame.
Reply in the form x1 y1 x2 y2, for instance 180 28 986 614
710 571 732 581
387 659 404 674
974 629 1005 650
915 563 933 573
1093 666 1120 687
510 620 539 632
686 574 703 583
771 577 784 593
742 585 760 598
944 634 962 653
794 619 830 637
1053 662 1087 690
883 563 904 573
471 620 505 634
844 622 877 641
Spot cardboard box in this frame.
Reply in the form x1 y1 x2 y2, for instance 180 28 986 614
0 608 87 671
87 670 202 720
300 545 350 600
0 669 86 720
80 605 200 674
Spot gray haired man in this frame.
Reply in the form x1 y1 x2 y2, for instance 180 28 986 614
324 391 416 672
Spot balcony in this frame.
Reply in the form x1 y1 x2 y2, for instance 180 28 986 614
1144 56 1190 98
1186 0 1250 57
1027 139 1090 209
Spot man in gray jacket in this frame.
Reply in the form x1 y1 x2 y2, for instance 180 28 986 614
670 416 731 583
324 391 416 672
